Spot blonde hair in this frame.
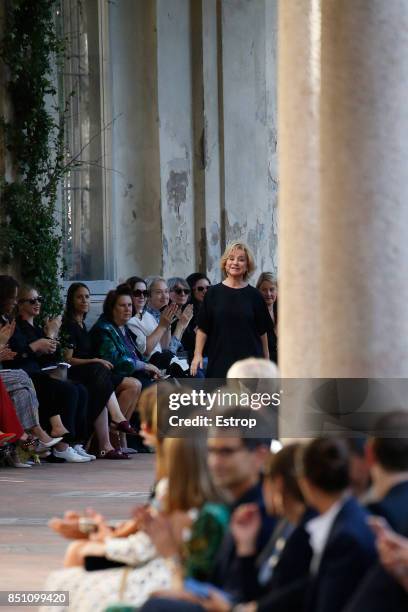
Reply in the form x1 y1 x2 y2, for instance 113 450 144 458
163 437 222 513
220 242 256 280
256 272 277 290
138 383 176 481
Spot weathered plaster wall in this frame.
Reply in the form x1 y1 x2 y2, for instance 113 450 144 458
221 0 278 276
108 0 278 282
109 0 162 280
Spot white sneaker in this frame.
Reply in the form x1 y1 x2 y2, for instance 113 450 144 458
53 446 91 463
73 444 96 461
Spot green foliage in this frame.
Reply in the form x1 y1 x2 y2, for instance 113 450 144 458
0 0 67 317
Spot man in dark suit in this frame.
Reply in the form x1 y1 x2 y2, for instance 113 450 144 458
343 411 408 612
298 438 377 612
367 410 408 535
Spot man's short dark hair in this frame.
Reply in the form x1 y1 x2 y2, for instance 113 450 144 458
210 404 272 450
372 411 408 472
301 437 350 492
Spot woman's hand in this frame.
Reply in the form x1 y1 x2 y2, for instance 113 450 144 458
201 591 233 612
159 303 179 328
30 338 58 355
142 510 180 558
230 503 261 556
144 363 162 379
44 315 62 339
48 511 87 540
0 320 15 348
190 353 203 376
92 358 114 369
178 304 194 327
0 346 16 362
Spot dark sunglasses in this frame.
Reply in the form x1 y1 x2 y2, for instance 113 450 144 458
20 296 43 305
133 289 148 298
195 285 209 292
174 288 190 296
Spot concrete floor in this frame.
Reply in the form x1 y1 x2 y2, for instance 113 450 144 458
0 455 155 609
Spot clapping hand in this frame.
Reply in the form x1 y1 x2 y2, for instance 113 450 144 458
0 346 17 362
230 503 261 556
44 315 62 340
178 304 194 327
0 320 16 348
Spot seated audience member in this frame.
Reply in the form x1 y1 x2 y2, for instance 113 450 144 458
297 437 377 612
145 276 193 354
1 333 61 452
48 384 174 563
139 405 276 612
7 285 91 463
225 444 315 612
185 273 211 365
62 282 141 459
126 277 184 374
42 434 229 612
167 277 195 354
346 437 372 502
255 273 278 364
366 411 408 535
342 411 408 612
0 276 62 450
375 522 408 593
91 285 161 386
344 523 408 612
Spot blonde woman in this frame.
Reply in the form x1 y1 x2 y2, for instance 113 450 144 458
42 435 229 612
191 242 270 378
256 272 278 364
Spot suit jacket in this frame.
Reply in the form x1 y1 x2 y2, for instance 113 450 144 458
368 480 408 536
304 497 377 612
343 563 408 612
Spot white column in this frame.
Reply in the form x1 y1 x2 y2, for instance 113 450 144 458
319 0 408 377
278 0 321 377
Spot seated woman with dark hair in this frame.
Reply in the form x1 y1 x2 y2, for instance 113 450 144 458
6 285 92 463
90 285 162 387
61 282 142 459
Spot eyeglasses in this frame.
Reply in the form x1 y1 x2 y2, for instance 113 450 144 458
19 296 43 305
174 288 190 296
133 290 148 298
195 286 209 292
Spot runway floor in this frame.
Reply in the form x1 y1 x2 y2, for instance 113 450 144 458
0 454 155 609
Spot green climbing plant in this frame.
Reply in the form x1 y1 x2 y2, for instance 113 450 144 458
0 0 68 317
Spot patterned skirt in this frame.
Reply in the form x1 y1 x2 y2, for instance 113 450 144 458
0 369 39 430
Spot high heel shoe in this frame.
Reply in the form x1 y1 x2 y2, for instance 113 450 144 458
110 420 138 435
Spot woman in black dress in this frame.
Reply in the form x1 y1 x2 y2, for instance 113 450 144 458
256 272 278 364
190 242 270 378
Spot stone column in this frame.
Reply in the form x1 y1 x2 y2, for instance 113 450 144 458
279 0 408 378
319 0 408 377
278 0 321 377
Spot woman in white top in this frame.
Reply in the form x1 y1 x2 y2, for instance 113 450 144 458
126 277 193 375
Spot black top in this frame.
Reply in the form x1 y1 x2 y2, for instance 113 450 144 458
197 283 270 378
7 318 57 373
61 318 92 359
